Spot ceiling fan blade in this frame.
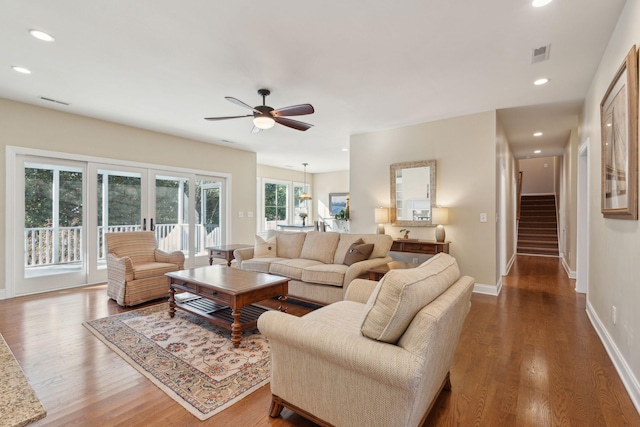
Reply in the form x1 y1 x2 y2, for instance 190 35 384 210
274 116 314 131
225 96 261 114
204 114 253 121
272 104 315 117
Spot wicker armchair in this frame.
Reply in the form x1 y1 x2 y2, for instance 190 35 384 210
105 231 185 306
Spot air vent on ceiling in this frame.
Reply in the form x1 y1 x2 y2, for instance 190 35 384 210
40 96 70 106
531 44 551 64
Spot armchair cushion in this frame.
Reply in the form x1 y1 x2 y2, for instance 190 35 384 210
133 262 183 280
360 253 460 343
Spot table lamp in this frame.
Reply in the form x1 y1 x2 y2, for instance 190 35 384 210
374 207 389 234
432 207 449 242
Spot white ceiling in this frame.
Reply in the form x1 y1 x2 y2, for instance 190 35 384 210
0 0 626 173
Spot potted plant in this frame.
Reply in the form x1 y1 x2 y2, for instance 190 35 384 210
400 229 410 239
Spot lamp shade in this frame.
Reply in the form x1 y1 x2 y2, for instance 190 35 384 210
431 207 449 225
374 207 389 224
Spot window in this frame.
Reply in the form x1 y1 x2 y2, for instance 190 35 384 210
293 183 310 225
263 180 289 231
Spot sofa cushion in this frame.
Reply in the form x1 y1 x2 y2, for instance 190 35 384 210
268 231 306 259
299 231 340 264
241 257 286 274
254 235 277 258
270 258 324 280
334 234 392 264
343 239 374 266
133 262 180 280
301 263 348 287
359 253 460 343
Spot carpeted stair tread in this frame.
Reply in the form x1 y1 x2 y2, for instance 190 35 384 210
518 195 559 257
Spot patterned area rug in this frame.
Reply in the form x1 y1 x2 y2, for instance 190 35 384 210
83 302 270 420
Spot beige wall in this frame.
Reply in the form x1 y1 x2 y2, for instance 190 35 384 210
350 111 498 289
560 129 579 273
496 118 518 275
519 156 556 194
580 0 640 402
314 170 349 222
1 98 257 292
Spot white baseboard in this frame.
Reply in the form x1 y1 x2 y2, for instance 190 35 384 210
473 281 502 296
562 255 577 279
0 289 4 300
505 253 516 275
586 300 640 414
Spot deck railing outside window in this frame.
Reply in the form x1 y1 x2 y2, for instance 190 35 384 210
25 224 220 268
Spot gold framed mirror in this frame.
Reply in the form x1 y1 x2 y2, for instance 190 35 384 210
390 160 436 227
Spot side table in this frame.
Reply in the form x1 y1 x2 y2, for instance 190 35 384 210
207 244 252 266
367 261 420 281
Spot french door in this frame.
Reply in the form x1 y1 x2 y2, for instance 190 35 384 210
10 151 227 297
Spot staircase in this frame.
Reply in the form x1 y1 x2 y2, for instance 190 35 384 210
517 195 559 256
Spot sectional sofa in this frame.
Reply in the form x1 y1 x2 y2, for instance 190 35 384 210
234 230 393 305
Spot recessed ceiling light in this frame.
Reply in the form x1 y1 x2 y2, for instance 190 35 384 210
29 29 55 42
531 0 553 7
342 148 348 152
534 132 543 137
534 150 542 154
11 66 31 74
534 78 549 86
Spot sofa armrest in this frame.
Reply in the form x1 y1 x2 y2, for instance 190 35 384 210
344 279 379 303
106 253 134 283
258 311 420 388
233 247 255 268
155 249 185 267
343 256 393 286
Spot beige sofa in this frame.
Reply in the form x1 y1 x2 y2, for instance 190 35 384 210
258 253 475 427
234 230 393 305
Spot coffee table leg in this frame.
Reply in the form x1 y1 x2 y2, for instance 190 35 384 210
278 295 288 313
231 309 242 348
169 286 176 318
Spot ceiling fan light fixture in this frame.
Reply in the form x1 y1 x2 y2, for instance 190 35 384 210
253 115 275 129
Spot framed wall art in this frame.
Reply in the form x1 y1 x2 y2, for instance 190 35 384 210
329 193 349 217
600 45 639 220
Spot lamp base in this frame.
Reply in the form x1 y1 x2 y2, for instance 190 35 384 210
435 225 446 242
376 224 385 234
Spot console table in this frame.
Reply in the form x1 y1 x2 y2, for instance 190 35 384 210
207 244 252 266
390 239 450 255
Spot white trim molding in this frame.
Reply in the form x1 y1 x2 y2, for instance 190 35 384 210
586 300 640 414
473 281 502 296
562 255 576 279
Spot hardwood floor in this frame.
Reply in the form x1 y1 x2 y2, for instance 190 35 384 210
0 255 638 426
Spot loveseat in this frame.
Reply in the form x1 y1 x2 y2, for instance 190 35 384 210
259 253 474 427
234 230 393 305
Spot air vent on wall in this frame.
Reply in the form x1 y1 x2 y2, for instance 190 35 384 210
531 44 551 64
40 96 70 106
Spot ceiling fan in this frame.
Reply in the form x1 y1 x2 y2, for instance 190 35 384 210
205 88 314 132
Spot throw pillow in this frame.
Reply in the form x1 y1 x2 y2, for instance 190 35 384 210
254 235 277 258
360 253 460 343
343 239 374 266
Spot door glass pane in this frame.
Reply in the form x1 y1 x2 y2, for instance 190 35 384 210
155 175 189 254
24 163 84 278
97 169 143 267
195 178 222 255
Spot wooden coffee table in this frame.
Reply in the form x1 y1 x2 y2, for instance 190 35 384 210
167 265 289 348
